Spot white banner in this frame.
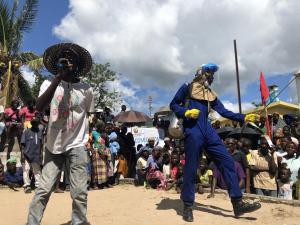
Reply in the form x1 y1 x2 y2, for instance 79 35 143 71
129 127 164 147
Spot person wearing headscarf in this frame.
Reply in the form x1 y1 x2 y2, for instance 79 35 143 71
170 63 261 222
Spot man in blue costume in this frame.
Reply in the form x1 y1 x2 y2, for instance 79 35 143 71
170 63 261 222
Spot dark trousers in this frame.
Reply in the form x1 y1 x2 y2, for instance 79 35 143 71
181 125 242 204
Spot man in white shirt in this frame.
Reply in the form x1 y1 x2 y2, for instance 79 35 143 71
27 43 94 225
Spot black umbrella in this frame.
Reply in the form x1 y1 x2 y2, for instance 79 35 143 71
216 127 234 139
227 125 263 139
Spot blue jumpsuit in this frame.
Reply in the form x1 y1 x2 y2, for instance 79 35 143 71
170 83 245 204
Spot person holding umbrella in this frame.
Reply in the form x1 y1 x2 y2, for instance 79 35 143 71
170 63 261 222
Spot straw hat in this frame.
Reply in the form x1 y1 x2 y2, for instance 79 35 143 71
43 43 92 77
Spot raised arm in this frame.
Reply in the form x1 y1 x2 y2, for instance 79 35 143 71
211 98 245 122
36 77 61 112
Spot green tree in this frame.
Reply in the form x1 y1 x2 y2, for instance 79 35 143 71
83 63 120 109
31 69 48 99
0 0 43 106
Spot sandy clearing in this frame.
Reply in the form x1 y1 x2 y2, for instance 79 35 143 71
0 185 300 225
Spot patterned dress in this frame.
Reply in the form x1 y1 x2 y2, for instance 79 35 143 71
91 131 110 185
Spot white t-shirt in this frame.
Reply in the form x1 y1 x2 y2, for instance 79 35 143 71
163 164 170 179
39 79 94 154
278 180 293 200
136 157 147 170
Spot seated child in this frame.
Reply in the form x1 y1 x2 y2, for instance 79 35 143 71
197 158 213 194
135 149 149 186
146 148 167 190
278 166 293 200
162 153 171 181
170 151 180 181
166 152 185 193
4 158 23 189
166 164 184 194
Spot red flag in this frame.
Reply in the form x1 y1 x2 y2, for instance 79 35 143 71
260 72 272 136
260 72 269 105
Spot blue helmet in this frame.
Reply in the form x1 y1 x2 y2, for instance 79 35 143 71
201 63 219 73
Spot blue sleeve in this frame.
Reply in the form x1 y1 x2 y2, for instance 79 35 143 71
169 83 189 118
211 98 245 122
92 131 99 140
115 142 120 151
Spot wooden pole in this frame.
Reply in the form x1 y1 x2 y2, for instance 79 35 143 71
234 40 242 113
294 70 300 111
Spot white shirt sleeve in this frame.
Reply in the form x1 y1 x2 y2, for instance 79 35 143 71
0 105 4 113
85 86 95 113
38 79 52 97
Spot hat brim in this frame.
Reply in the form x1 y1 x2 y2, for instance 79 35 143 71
43 43 92 77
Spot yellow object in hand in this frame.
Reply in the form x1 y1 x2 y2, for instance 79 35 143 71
185 109 200 119
244 113 260 123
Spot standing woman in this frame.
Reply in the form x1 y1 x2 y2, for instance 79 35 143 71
91 121 108 189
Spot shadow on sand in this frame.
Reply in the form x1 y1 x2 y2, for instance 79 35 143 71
60 221 72 225
156 198 257 221
60 221 91 225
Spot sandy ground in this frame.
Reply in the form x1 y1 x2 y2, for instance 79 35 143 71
1 185 300 225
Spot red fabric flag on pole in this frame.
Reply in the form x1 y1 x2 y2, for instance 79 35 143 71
260 72 269 105
259 72 271 137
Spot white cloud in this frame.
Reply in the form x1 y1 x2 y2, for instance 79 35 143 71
20 66 35 87
211 101 255 119
107 78 137 99
222 101 255 113
107 78 154 114
53 0 300 108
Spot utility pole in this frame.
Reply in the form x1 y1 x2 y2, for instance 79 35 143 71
234 39 242 113
148 96 153 117
294 70 300 111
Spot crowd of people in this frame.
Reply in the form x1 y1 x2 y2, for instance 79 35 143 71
0 99 300 201
134 114 300 201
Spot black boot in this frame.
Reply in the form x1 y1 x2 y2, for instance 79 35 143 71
231 198 261 217
183 204 194 222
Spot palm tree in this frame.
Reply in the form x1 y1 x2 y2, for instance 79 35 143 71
0 0 42 107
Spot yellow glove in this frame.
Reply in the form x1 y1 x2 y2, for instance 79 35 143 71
185 109 200 119
244 113 260 123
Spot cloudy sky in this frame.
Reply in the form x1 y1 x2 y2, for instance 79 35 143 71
22 0 300 115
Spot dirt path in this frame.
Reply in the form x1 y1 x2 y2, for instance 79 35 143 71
1 185 300 225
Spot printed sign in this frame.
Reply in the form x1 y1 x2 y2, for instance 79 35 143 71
129 127 164 147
